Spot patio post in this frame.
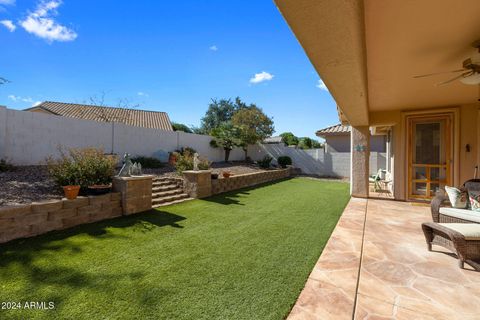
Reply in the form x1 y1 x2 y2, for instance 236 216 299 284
350 126 370 197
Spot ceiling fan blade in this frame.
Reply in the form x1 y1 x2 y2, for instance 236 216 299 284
413 69 466 78
435 71 473 86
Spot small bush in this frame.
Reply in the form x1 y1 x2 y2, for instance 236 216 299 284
131 156 164 169
175 154 194 173
277 156 292 168
47 148 117 189
0 158 15 172
175 149 211 173
257 156 273 169
177 147 197 156
198 158 211 170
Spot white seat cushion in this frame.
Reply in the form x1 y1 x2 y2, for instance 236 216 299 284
439 223 480 240
439 207 480 223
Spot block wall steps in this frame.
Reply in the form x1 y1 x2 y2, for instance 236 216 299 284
152 193 191 206
153 197 194 208
151 175 192 207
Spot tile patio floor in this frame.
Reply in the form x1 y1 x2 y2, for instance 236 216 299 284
288 198 480 320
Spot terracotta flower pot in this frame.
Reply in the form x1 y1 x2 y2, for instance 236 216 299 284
63 185 81 200
222 171 232 178
168 153 177 165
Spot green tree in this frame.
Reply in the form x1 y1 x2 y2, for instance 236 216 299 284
297 137 322 149
200 98 237 133
210 123 242 162
280 132 299 146
171 122 193 133
232 106 274 159
298 137 313 149
311 140 323 148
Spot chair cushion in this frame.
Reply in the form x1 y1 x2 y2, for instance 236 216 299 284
468 190 480 212
445 186 468 209
439 223 480 240
439 207 480 223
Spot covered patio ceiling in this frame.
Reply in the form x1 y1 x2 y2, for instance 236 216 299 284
275 0 480 125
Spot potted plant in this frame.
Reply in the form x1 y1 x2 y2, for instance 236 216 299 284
47 154 81 200
168 151 179 165
222 171 232 178
63 184 81 200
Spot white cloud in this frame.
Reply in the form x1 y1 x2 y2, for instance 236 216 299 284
32 101 42 107
0 20 16 32
20 0 77 42
316 79 328 91
8 95 34 103
0 0 15 5
209 45 218 51
249 71 274 84
137 92 149 97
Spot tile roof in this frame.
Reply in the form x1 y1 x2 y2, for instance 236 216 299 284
25 101 173 131
315 124 351 137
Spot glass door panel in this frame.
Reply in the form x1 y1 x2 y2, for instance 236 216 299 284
408 115 452 200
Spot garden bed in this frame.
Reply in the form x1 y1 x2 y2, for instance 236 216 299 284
0 162 267 206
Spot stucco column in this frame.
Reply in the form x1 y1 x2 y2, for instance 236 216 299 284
350 126 370 198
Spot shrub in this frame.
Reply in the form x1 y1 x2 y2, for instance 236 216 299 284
257 156 273 169
177 147 197 156
175 149 211 173
277 156 292 168
131 156 164 169
47 148 117 189
175 154 194 173
0 158 14 172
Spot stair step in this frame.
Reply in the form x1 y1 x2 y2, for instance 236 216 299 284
152 189 184 198
152 193 189 205
153 197 194 208
153 177 182 182
152 181 180 187
152 184 179 192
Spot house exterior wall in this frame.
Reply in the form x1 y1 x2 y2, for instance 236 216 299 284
370 104 479 201
325 134 385 153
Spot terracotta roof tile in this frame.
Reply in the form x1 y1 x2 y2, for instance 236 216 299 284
25 101 173 131
315 124 350 137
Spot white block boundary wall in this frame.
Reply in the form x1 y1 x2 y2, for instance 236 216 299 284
247 143 386 178
0 107 244 165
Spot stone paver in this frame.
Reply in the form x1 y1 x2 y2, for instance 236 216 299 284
288 198 480 320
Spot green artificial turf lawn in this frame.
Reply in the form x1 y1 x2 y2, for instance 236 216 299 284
0 178 350 320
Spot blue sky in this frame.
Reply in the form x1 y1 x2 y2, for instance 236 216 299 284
0 0 338 139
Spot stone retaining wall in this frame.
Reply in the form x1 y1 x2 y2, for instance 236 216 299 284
211 169 291 195
0 193 122 244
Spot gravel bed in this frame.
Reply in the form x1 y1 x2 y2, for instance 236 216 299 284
0 166 63 206
0 162 266 206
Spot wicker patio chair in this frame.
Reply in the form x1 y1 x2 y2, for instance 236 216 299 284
431 180 480 223
422 222 480 269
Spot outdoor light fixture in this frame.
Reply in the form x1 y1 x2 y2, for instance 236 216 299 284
460 72 480 85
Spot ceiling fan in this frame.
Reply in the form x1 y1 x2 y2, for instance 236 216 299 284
414 40 480 86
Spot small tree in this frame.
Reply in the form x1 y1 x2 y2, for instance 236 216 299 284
210 124 242 162
83 92 140 154
172 122 193 133
232 106 274 159
280 132 299 146
200 98 237 134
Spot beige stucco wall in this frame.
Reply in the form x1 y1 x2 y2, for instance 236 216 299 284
370 104 479 201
